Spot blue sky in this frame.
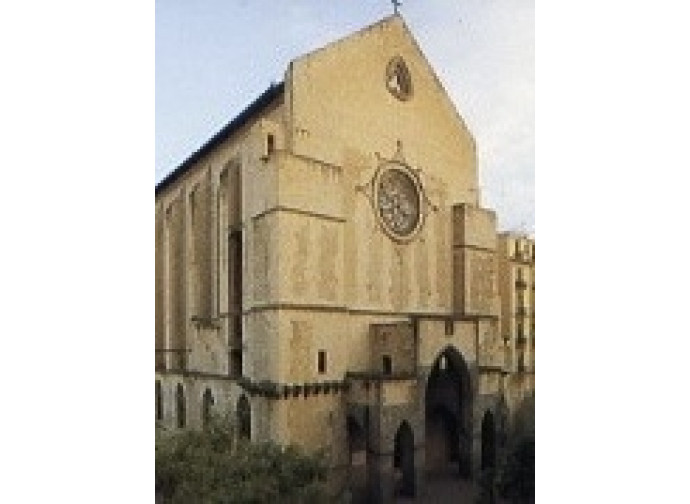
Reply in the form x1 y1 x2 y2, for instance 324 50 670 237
156 0 534 234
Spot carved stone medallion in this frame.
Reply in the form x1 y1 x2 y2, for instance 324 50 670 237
376 166 420 238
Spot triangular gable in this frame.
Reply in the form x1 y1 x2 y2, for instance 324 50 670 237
286 15 478 204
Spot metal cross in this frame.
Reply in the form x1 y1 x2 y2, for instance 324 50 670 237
392 0 402 15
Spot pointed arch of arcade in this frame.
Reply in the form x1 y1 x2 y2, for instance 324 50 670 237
481 409 496 471
393 420 415 497
346 415 367 464
237 394 251 441
425 345 473 478
155 380 163 421
202 388 214 428
346 415 368 502
176 383 186 428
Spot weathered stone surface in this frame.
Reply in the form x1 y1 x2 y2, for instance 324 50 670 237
154 14 534 504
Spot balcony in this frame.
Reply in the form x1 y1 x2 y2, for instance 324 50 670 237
155 349 190 372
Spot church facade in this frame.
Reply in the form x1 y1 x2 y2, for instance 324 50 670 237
155 15 534 503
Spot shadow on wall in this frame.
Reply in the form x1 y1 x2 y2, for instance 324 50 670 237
511 394 535 440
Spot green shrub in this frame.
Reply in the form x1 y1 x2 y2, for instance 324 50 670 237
496 437 534 504
475 467 497 504
155 414 328 503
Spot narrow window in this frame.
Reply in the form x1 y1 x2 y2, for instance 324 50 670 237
189 188 196 224
382 355 392 375
228 229 243 379
155 380 163 421
318 350 327 374
176 383 186 428
202 388 214 428
444 320 454 336
267 134 275 155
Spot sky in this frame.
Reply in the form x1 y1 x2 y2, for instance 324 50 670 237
156 0 534 234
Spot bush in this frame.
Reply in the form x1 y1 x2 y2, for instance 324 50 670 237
496 437 534 504
475 467 497 504
155 414 328 503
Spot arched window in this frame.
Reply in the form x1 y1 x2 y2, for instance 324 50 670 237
237 394 251 440
176 383 186 428
155 380 163 421
202 388 214 428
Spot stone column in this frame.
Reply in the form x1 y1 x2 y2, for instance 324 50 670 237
368 450 394 504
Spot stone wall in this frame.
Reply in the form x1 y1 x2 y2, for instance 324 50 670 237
154 15 534 503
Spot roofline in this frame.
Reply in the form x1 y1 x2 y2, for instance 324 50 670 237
290 14 399 66
155 81 285 196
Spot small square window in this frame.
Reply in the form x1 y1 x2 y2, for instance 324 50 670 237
318 350 327 374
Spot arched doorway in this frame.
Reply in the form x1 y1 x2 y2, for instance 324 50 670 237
481 410 496 470
393 421 415 497
425 346 472 477
346 416 367 502
237 394 251 441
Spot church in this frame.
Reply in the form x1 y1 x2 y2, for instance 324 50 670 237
155 14 534 503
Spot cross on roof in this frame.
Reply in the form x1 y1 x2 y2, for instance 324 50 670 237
392 0 402 15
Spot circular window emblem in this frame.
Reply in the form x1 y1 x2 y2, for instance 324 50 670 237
386 56 413 101
374 163 424 241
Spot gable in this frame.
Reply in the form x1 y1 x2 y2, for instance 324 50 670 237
286 15 478 205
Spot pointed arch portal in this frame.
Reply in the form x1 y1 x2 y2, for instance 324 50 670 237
425 346 472 477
